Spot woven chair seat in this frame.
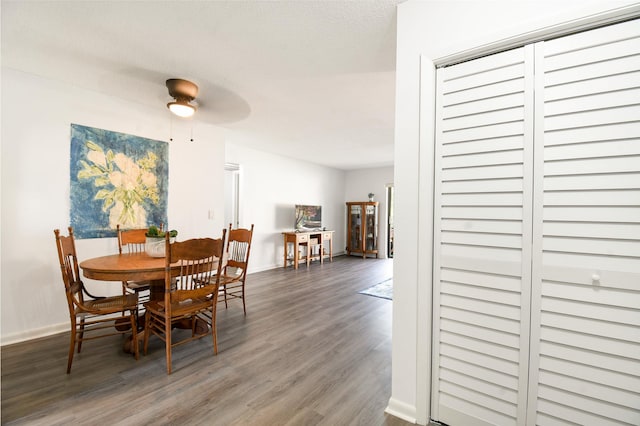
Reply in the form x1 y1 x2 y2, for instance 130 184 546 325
146 297 212 318
220 270 242 283
83 293 138 312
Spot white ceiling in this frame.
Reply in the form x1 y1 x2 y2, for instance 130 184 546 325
1 0 402 170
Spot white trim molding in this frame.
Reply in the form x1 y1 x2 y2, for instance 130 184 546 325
386 397 418 424
1 322 67 346
433 3 640 67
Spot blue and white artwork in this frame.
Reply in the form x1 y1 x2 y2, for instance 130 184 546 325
70 124 169 239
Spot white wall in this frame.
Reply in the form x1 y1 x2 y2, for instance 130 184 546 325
1 68 227 345
391 1 640 424
0 68 382 345
225 142 346 272
344 167 394 259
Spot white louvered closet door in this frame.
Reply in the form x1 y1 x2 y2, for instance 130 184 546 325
432 18 640 426
527 19 640 426
431 45 535 426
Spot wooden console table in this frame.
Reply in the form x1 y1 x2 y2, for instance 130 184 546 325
282 230 334 269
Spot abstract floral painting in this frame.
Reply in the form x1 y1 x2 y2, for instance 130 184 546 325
70 124 168 239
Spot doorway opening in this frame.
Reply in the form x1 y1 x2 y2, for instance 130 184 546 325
224 163 240 228
386 184 394 258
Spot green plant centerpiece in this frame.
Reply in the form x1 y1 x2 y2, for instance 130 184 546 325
145 225 178 257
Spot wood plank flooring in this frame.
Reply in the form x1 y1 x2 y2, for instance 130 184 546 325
1 255 415 426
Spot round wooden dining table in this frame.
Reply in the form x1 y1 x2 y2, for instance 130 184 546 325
80 252 170 301
80 252 218 353
80 252 174 353
80 251 224 300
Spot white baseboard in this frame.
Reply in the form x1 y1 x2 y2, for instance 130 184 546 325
248 251 348 273
248 263 280 273
385 397 418 424
3 252 352 346
1 322 67 346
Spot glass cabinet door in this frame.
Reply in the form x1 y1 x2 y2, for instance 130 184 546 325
349 204 362 251
365 204 378 251
346 201 378 258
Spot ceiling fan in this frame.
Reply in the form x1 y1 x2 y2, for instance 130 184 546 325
166 78 198 118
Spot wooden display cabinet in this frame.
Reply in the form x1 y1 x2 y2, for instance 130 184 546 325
346 201 378 258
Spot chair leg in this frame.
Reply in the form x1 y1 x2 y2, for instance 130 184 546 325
133 291 139 321
165 315 172 375
224 284 228 309
242 281 247 316
212 304 218 355
129 311 139 360
136 289 147 321
67 319 77 374
143 311 150 355
77 317 85 353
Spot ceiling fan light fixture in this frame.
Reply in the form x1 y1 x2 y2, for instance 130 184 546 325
166 78 198 118
167 99 196 117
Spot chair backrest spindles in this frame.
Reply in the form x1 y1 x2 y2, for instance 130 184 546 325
225 224 254 271
165 230 226 305
54 227 85 311
117 225 147 254
229 240 249 262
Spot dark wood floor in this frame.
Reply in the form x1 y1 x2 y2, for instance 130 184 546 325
2 255 415 425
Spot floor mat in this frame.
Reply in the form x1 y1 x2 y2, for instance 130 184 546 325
358 279 392 300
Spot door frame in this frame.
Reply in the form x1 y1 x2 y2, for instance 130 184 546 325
224 162 241 229
386 184 394 259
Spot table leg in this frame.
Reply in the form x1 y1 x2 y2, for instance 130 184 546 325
149 279 164 302
283 234 288 268
123 312 145 355
329 236 333 262
123 279 159 354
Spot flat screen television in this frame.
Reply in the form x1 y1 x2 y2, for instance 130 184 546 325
295 205 322 231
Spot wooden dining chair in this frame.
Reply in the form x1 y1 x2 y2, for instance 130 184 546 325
54 227 139 373
143 229 226 374
218 223 254 315
117 225 151 308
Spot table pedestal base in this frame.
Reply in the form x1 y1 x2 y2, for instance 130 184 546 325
122 318 209 354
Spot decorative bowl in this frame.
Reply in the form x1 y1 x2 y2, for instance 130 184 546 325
145 236 175 257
